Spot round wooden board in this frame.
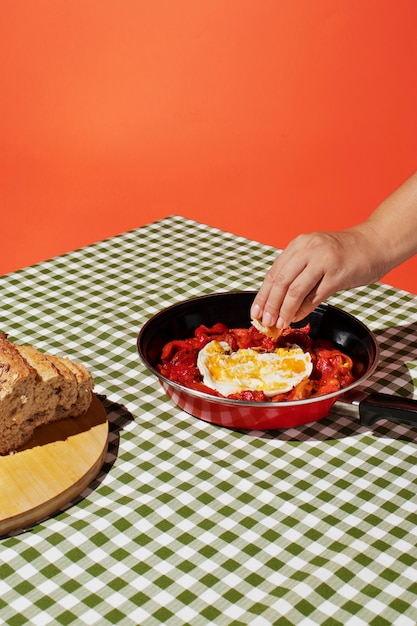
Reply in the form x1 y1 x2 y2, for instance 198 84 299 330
0 394 109 536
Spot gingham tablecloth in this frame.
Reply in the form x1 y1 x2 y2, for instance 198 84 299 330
2 215 417 626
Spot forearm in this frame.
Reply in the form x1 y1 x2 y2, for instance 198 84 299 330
355 171 417 275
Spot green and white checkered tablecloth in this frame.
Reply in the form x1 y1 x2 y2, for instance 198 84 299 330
1 215 417 625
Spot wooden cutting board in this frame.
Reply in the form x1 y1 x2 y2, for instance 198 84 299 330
0 394 109 536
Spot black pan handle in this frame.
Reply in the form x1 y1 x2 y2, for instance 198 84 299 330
359 392 417 427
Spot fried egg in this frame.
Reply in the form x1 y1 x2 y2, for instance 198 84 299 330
197 340 313 398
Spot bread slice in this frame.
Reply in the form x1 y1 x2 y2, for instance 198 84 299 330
47 355 94 418
39 353 80 418
251 318 282 339
0 335 39 454
0 334 94 455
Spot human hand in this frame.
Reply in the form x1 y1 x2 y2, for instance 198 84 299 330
250 227 385 329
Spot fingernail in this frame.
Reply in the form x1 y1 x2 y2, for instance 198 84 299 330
263 312 273 326
251 303 261 318
276 316 285 329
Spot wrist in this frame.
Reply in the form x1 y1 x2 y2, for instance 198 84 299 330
346 223 392 282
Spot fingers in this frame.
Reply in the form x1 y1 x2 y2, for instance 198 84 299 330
251 234 332 328
252 273 325 329
273 270 325 327
250 264 289 327
287 283 322 323
252 264 324 328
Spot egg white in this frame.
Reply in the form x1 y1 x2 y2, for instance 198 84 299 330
197 340 313 397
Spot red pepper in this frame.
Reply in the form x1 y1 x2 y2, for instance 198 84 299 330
276 324 312 351
227 390 267 402
160 339 195 362
194 323 229 338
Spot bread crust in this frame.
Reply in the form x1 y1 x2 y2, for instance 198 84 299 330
0 335 94 455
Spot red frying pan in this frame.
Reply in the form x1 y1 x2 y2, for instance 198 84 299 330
138 291 417 430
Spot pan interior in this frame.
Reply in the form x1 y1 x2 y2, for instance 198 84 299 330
138 291 379 390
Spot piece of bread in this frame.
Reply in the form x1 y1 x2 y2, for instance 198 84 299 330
0 334 94 455
251 318 282 339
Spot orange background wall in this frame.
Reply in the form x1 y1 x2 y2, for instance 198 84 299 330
2 1 417 292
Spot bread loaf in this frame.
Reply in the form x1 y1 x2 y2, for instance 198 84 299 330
0 334 94 455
